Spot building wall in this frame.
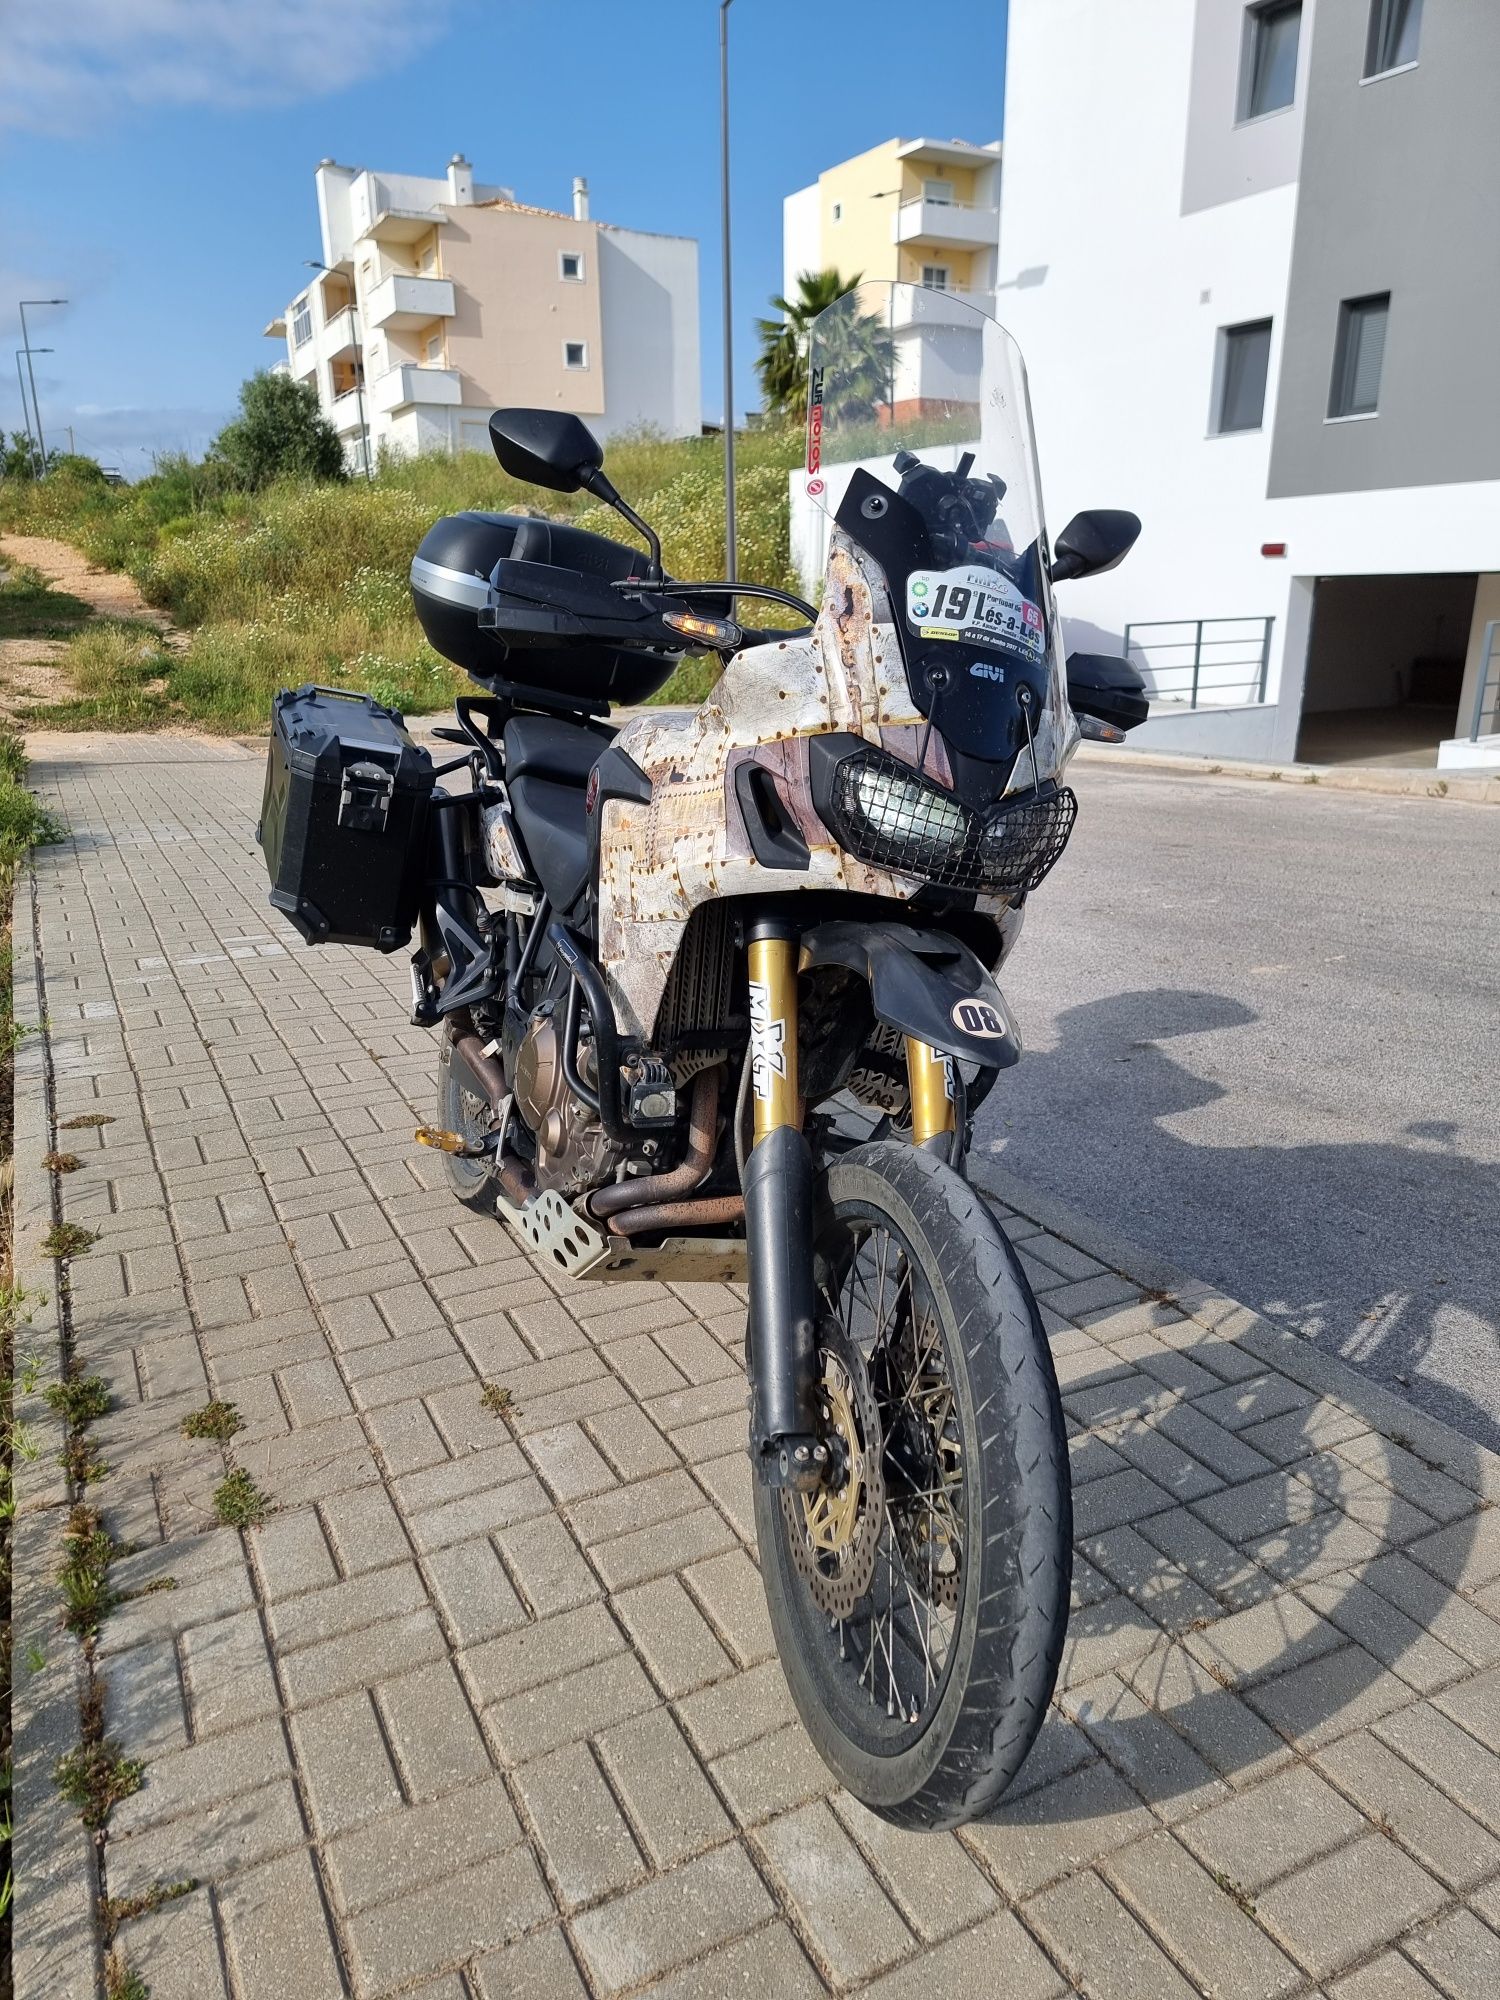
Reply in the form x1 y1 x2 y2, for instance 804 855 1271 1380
782 183 823 297
597 227 700 440
814 140 905 286
1268 0 1500 498
439 206 605 417
1182 0 1315 212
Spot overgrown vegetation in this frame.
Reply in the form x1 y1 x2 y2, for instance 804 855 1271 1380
54 1683 143 1831
479 1382 514 1421
40 1222 98 1261
0 424 807 730
56 1503 120 1638
104 1948 151 2000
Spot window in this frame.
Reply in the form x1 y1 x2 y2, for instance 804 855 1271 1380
921 265 951 290
564 340 588 370
1239 1 1301 120
1328 294 1389 418
1213 319 1273 433
831 201 843 222
291 298 312 347
924 179 956 206
425 333 443 365
559 250 585 282
1365 0 1422 76
419 243 437 274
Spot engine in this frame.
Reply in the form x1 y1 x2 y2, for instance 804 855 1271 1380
511 1002 621 1197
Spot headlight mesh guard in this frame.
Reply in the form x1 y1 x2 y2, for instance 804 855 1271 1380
828 748 1076 894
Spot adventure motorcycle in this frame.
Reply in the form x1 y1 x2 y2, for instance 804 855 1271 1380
258 282 1146 1828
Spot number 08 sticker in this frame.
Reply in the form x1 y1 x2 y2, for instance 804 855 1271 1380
907 564 1045 661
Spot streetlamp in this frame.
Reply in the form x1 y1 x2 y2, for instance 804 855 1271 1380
14 348 50 476
19 299 67 474
305 260 373 480
719 0 736 582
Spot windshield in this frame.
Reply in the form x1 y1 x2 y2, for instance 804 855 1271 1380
803 281 1068 780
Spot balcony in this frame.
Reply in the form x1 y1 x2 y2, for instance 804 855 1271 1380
370 364 462 416
319 307 360 361
889 286 996 330
365 272 455 331
327 388 368 437
894 198 1000 251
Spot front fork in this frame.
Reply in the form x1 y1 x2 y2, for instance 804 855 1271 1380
742 918 957 1490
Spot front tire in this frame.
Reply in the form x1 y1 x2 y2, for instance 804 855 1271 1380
436 1022 500 1213
753 1141 1070 1829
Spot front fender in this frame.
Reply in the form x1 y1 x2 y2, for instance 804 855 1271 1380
799 920 1021 1071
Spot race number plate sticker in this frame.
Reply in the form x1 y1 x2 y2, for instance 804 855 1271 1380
906 565 1045 660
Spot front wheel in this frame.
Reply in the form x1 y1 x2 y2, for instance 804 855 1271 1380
753 1141 1071 1830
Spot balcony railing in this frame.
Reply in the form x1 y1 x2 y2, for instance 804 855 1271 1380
1121 617 1275 708
889 286 995 329
1468 619 1500 740
365 272 455 330
894 197 1000 249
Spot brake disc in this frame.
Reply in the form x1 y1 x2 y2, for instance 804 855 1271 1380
781 1330 885 1620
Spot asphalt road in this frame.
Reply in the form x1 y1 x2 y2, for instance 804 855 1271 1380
974 760 1500 1452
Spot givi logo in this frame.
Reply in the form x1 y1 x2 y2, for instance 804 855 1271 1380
951 997 1007 1039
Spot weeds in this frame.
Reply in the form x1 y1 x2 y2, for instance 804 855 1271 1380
105 1947 151 1999
56 1503 120 1637
53 1735 143 1831
40 1221 98 1260
479 1382 515 1420
59 1112 115 1130
180 1399 241 1443
42 1149 83 1173
1211 1869 1257 1918
44 1369 111 1427
102 1877 197 1924
213 1468 271 1529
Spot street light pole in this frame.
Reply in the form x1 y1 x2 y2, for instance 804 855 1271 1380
719 0 737 582
14 351 39 475
306 261 373 481
19 298 67 474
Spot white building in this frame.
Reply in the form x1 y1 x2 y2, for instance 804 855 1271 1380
266 156 700 470
992 0 1500 769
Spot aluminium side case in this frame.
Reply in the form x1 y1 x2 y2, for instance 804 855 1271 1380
258 685 435 951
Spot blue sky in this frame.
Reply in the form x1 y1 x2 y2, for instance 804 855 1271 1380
2 0 1007 474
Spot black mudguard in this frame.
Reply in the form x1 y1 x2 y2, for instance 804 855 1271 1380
800 920 1022 1072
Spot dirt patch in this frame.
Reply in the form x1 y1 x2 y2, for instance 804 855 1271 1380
0 536 173 631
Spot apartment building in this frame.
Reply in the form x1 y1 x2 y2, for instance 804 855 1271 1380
266 156 700 470
993 0 1500 769
783 138 1001 418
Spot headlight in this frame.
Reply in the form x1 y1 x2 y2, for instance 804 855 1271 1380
825 746 1076 894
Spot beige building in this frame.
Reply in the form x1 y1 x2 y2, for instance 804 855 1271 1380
267 155 700 471
782 136 1001 314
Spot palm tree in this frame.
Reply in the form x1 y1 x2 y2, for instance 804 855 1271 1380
756 268 864 420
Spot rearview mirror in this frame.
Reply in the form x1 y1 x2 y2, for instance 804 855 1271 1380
1050 509 1141 584
488 408 604 493
1066 652 1149 732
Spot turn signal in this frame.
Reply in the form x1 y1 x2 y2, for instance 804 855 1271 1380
663 609 742 649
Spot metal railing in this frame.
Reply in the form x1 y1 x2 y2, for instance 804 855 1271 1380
1121 617 1274 708
1468 618 1500 741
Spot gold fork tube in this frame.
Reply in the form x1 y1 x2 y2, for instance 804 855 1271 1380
747 931 800 1145
906 1037 956 1148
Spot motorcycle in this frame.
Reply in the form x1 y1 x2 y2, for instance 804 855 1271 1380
259 281 1146 1828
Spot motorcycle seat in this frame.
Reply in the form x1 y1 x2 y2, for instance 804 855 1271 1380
502 713 614 788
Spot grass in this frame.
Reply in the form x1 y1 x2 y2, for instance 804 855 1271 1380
180 1399 241 1443
54 1730 143 1832
57 1502 120 1638
102 1877 197 1924
479 1382 515 1420
105 1949 151 1999
43 1368 111 1427
213 1467 271 1529
0 562 92 640
1 427 808 732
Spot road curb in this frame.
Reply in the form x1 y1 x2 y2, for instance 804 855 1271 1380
1072 742 1500 805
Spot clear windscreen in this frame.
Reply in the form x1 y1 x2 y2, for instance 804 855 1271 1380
803 281 1067 775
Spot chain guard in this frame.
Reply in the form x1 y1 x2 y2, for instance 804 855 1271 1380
781 1329 885 1619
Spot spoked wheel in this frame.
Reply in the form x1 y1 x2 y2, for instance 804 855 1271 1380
754 1141 1071 1829
435 1022 501 1213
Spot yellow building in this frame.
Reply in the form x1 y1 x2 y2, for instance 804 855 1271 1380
782 137 1001 312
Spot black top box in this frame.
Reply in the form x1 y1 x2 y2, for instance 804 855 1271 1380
259 686 435 952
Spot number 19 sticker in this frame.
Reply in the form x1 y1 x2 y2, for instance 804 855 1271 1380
907 564 1044 661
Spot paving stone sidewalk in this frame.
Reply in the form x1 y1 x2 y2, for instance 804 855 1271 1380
12 730 1500 2000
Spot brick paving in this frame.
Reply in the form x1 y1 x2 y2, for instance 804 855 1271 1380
11 729 1500 2000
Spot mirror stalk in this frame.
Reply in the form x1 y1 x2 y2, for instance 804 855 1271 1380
581 465 663 581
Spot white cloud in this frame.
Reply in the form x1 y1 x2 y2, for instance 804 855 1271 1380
1 0 455 133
